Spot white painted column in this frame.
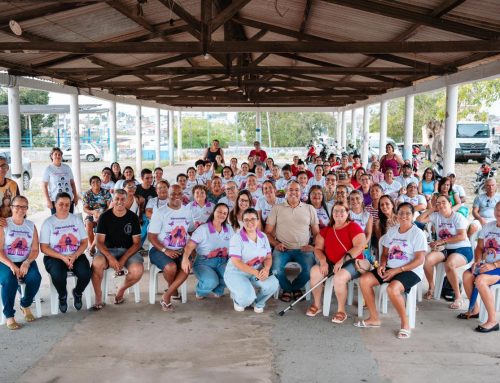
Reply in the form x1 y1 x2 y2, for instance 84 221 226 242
444 84 458 174
362 105 370 167
266 112 272 148
135 105 142 172
7 83 23 192
379 100 388 158
69 94 81 196
177 110 182 162
335 111 342 149
350 109 356 147
109 100 117 163
155 108 161 167
341 110 347 150
403 95 414 161
256 111 262 142
168 110 174 166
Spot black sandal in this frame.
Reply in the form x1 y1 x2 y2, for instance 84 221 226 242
457 312 479 319
279 292 292 303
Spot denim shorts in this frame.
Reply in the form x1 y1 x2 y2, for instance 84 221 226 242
94 247 143 267
328 259 362 280
149 246 182 270
444 246 473 263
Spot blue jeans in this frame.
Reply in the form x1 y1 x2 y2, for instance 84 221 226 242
193 257 227 297
272 249 315 292
44 255 91 298
224 265 279 309
0 261 41 318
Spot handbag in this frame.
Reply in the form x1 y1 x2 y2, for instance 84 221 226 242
332 226 371 274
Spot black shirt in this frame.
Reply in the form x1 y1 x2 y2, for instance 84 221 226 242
136 184 157 204
96 209 141 249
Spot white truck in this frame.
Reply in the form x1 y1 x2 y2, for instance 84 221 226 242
455 121 492 162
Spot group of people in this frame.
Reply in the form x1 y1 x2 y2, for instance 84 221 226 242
0 141 499 338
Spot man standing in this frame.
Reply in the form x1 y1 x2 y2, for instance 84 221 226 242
0 155 19 219
91 190 144 309
265 181 319 302
136 168 157 244
148 185 194 311
249 141 267 165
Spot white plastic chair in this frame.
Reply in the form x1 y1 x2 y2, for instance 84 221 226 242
323 278 363 318
148 264 187 304
273 262 311 301
50 271 92 315
478 284 500 323
101 268 141 304
377 282 419 329
0 283 42 324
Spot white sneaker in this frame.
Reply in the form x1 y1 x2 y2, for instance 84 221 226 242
233 302 245 312
254 306 264 314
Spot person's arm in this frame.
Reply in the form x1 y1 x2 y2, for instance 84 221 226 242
95 233 121 271
473 238 484 263
416 208 433 224
230 257 260 277
374 220 381 240
70 179 79 205
414 197 427 212
450 193 462 212
67 237 88 269
181 240 197 273
334 232 366 274
382 250 425 282
42 181 52 209
314 233 329 277
19 227 40 277
145 208 153 219
147 232 181 259
117 235 141 268
219 148 225 163
418 181 423 195
434 228 467 247
203 148 209 161
364 216 373 245
472 207 487 226
0 228 20 277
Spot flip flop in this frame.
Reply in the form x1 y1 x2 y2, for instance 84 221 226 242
279 292 292 303
457 312 479 319
20 307 36 322
90 303 105 311
423 290 434 300
354 320 381 328
397 328 411 339
113 297 125 305
160 300 175 312
6 320 21 330
331 312 347 324
306 305 321 317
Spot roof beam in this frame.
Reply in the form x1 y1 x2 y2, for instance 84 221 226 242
299 0 314 34
321 0 499 40
1 40 498 54
109 89 383 97
157 0 201 35
211 0 253 32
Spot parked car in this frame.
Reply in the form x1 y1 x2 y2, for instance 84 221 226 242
63 143 101 162
0 150 32 190
369 136 401 157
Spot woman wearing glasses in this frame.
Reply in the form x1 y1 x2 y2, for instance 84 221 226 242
228 190 255 232
224 208 279 313
119 179 142 217
0 196 41 329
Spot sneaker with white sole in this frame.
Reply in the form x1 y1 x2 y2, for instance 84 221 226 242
233 302 245 312
254 306 264 314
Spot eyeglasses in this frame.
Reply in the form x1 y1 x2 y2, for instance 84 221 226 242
226 186 236 191
0 164 9 170
243 217 259 223
239 199 250 203
12 205 28 210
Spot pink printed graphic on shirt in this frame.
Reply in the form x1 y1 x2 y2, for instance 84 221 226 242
388 245 408 261
438 228 452 240
6 237 29 257
54 233 80 254
207 247 228 259
246 256 264 268
165 226 187 248
484 237 499 260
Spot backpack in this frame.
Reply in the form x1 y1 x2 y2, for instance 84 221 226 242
441 277 462 302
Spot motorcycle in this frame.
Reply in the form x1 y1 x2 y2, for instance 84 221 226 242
433 160 444 181
473 158 497 194
306 144 317 163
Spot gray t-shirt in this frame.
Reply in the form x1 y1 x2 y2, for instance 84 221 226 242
473 193 500 219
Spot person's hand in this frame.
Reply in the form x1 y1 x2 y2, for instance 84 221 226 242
10 264 21 279
275 243 287 252
108 257 121 272
333 260 343 274
479 217 487 226
46 199 53 209
319 260 329 277
257 268 270 281
181 257 192 274
0 217 7 227
429 240 444 250
301 245 314 253
73 196 79 206
117 258 126 271
165 249 181 259
19 261 30 277
67 254 77 270
382 268 399 282
92 210 100 220
400 187 407 195
377 264 386 279
479 262 494 274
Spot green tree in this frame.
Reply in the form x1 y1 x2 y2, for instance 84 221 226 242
0 87 56 147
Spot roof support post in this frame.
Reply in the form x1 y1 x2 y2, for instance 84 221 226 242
177 110 182 163
335 111 341 150
362 105 370 167
168 110 174 166
7 80 23 192
379 100 388 158
341 110 347 150
256 111 262 143
350 109 356 148
109 100 117 163
135 105 142 173
69 94 81 197
444 84 458 175
403 95 414 161
155 108 161 168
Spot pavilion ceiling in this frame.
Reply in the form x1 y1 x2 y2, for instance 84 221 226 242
0 0 498 107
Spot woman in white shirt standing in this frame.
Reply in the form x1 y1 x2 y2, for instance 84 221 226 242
358 203 427 339
41 192 90 314
224 208 279 313
0 196 41 330
417 195 472 308
182 203 234 299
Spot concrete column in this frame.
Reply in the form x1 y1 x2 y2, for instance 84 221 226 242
155 108 161 167
168 110 174 166
362 105 370 167
177 110 182 162
341 110 347 150
335 111 342 149
69 94 81 196
350 109 356 147
444 84 458 174
135 105 142 172
256 111 262 142
403 95 414 161
109 101 117 163
7 83 23 192
379 100 388 158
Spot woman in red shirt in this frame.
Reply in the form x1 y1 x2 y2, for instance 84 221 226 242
306 201 367 323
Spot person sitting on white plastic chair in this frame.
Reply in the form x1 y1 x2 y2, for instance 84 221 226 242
306 201 367 323
416 194 473 309
457 201 500 333
357 203 427 339
91 189 143 310
0 196 41 329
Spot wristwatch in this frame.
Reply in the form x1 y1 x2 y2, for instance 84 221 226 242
161 247 167 254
